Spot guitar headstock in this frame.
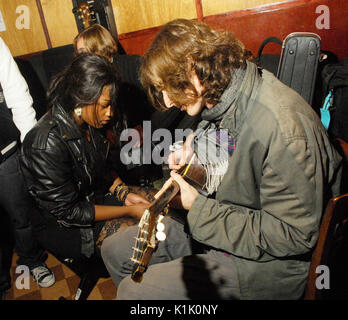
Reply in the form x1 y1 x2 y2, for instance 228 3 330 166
76 1 96 28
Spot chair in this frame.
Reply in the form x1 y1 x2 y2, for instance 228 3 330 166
56 253 109 300
304 193 348 300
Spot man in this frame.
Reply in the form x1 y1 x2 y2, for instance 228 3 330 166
0 37 55 299
101 19 342 300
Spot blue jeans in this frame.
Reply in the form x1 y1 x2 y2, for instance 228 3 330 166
0 149 46 289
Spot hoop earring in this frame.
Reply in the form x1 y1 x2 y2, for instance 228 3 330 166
74 107 82 118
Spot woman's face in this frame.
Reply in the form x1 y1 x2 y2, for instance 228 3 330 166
81 85 113 128
76 37 87 53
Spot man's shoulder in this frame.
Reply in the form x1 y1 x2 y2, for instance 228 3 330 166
260 70 320 123
245 70 325 146
259 69 309 112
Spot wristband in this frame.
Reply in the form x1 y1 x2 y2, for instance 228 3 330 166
120 188 131 203
113 183 128 202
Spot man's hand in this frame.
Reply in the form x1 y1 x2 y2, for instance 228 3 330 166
168 134 195 170
170 171 198 210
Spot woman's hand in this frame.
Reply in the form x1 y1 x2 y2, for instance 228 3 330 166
170 171 198 210
109 177 123 194
128 203 150 220
125 192 150 206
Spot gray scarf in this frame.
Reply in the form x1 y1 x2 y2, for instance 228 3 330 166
193 66 246 194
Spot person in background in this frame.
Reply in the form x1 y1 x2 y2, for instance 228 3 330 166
20 53 149 262
101 19 342 300
0 37 55 299
73 24 151 144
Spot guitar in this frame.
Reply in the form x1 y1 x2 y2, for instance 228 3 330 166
130 154 207 282
75 1 96 28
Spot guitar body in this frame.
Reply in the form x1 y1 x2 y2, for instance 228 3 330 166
130 155 206 282
72 0 120 45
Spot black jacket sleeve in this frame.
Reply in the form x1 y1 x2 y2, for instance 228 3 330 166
21 130 95 227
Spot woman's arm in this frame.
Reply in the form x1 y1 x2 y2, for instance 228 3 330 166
94 203 148 221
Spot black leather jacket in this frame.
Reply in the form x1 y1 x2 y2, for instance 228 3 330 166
20 104 110 257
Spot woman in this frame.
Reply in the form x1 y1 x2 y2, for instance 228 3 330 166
73 24 178 140
73 24 118 63
20 53 149 260
73 24 145 96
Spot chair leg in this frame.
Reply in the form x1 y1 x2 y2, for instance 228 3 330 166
73 271 100 300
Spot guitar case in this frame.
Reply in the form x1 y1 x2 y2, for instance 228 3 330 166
277 32 321 106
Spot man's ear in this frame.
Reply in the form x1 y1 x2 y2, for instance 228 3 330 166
190 72 204 95
162 90 175 109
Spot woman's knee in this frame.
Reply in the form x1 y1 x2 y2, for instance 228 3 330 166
101 231 121 266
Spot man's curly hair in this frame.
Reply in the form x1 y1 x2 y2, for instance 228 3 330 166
141 19 246 111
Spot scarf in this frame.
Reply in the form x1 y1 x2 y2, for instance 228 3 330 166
192 66 246 194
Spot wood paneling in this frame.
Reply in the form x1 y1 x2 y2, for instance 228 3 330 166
118 0 348 61
204 0 348 60
0 0 47 56
111 0 197 34
202 0 290 16
119 26 161 56
40 0 78 48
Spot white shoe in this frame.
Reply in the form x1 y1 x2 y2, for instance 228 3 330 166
30 264 56 288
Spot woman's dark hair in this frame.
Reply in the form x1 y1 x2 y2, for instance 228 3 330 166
47 52 126 130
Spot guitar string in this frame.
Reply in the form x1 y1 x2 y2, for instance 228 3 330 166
132 219 145 264
132 212 149 264
131 153 197 267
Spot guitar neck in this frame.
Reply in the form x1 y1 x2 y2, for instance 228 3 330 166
148 180 180 217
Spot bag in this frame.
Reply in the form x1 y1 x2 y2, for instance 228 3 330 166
255 33 322 106
320 57 348 142
277 32 321 106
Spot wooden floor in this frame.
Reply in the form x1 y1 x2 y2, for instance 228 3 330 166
4 251 117 300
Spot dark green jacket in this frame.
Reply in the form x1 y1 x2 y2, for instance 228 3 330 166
188 61 342 299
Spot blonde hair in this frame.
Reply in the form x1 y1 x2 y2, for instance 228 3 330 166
73 24 117 62
141 19 246 111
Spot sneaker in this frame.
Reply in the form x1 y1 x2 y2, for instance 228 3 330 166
30 264 55 288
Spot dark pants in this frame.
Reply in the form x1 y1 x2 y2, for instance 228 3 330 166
0 210 13 292
29 193 121 260
0 150 46 290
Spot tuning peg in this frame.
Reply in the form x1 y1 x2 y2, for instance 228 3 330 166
156 215 166 241
156 231 166 241
156 222 165 232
